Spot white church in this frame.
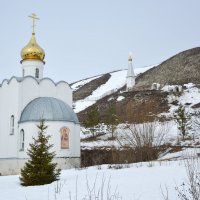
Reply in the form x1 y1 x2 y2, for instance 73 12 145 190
0 14 80 175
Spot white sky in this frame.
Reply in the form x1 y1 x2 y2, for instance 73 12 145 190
0 0 200 83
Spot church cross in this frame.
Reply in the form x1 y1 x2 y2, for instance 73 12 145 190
28 13 39 34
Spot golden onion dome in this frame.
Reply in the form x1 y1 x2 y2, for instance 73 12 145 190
21 33 45 62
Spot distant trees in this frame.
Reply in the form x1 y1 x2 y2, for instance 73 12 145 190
20 119 60 186
173 104 191 140
105 104 119 139
83 104 119 138
83 105 100 137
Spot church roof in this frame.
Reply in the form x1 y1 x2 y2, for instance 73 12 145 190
21 33 45 62
19 97 79 124
21 14 45 62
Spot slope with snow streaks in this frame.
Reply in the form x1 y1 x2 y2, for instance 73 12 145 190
74 70 127 113
73 66 154 113
71 75 101 91
89 70 127 99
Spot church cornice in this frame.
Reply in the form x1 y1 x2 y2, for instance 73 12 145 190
0 76 71 88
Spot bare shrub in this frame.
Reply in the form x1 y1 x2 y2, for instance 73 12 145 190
54 180 66 194
118 121 169 161
67 174 122 200
160 185 169 200
176 157 200 200
52 174 122 200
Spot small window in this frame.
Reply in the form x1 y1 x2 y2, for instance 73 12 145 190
20 129 25 151
35 68 39 78
10 115 14 135
23 69 25 77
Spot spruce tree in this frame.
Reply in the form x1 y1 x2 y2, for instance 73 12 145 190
83 105 100 137
105 104 119 139
20 119 60 186
174 104 190 140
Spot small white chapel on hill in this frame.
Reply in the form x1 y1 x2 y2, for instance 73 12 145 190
0 14 80 175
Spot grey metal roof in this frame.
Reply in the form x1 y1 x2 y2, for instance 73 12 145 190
19 97 79 124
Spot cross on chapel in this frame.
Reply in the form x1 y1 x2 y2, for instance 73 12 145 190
28 13 39 34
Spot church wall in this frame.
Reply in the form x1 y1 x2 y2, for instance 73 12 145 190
56 82 72 106
0 157 81 175
126 77 135 90
0 79 20 158
0 158 81 176
18 77 39 120
22 60 44 79
18 121 80 159
18 77 72 115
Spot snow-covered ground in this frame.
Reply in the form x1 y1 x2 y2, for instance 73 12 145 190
164 83 200 116
0 160 191 200
72 66 155 113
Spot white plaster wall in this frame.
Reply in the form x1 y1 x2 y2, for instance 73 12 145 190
0 79 19 158
21 60 44 79
126 77 135 90
56 82 72 106
0 158 80 175
18 121 80 159
18 78 72 116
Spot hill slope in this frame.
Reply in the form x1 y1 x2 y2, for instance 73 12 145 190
71 66 154 113
136 47 200 89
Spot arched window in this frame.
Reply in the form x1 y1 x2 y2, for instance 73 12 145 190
10 115 14 135
20 129 25 151
35 68 39 78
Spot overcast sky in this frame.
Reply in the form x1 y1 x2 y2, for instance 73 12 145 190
0 0 200 83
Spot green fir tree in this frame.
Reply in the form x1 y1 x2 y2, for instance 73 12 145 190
105 104 119 139
83 105 100 137
20 119 60 186
174 104 190 140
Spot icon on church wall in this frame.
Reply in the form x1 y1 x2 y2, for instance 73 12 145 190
60 127 69 149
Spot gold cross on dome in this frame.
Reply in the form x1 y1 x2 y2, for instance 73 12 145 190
28 13 39 34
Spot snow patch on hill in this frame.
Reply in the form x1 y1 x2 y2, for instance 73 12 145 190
161 84 200 118
72 66 155 113
71 75 101 91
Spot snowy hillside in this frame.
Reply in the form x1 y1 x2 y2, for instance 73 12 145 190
0 160 192 200
80 83 200 151
71 66 154 113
